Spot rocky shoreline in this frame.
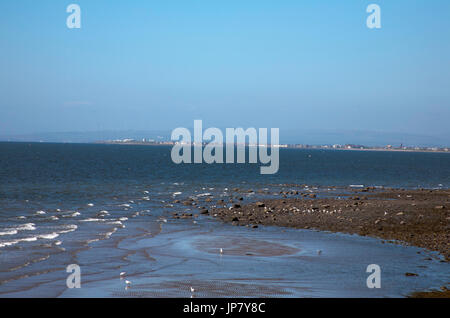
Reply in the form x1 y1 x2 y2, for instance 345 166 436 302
200 187 449 297
170 186 449 297
209 188 449 260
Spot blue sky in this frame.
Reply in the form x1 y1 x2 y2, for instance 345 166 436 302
0 0 449 141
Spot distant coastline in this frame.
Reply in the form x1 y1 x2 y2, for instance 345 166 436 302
95 140 450 154
1 139 449 153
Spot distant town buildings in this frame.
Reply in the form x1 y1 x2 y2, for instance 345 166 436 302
98 139 449 153
286 143 449 152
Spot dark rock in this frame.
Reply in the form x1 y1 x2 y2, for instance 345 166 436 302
405 272 419 277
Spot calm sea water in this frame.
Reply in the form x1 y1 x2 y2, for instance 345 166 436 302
0 142 449 297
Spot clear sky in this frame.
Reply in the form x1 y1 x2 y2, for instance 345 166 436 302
0 0 449 139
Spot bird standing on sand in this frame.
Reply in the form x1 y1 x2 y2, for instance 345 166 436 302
190 287 195 293
220 248 223 254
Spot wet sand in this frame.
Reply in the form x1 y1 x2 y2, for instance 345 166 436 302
206 187 450 297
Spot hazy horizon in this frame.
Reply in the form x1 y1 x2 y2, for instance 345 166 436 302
1 127 449 147
1 1 450 139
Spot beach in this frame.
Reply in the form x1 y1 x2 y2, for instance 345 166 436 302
205 187 449 297
209 188 449 260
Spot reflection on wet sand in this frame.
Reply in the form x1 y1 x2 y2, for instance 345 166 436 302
194 237 300 257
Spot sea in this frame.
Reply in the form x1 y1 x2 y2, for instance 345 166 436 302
0 142 449 297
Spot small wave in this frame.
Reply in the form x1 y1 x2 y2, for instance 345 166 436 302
59 224 78 234
173 192 182 196
107 221 123 225
17 223 36 231
0 241 17 248
0 236 39 248
80 218 104 222
0 229 18 236
35 210 46 215
349 185 364 188
39 233 59 240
